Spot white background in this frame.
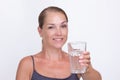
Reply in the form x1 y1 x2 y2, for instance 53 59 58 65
0 0 120 80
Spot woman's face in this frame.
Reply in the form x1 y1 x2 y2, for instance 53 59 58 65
38 11 68 49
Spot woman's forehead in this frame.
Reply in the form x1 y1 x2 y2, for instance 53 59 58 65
45 12 67 21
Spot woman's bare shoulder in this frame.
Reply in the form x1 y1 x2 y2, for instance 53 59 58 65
17 56 33 71
16 56 33 80
18 52 40 67
19 56 32 64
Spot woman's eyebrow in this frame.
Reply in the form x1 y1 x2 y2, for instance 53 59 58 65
47 23 55 26
46 21 67 25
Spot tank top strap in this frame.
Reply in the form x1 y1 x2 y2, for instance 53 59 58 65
31 56 35 71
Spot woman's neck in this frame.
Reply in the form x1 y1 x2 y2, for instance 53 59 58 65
41 47 64 61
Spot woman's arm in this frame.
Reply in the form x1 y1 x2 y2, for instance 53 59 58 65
81 64 102 80
78 52 102 80
16 56 32 80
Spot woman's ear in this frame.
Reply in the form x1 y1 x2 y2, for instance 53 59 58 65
38 27 42 37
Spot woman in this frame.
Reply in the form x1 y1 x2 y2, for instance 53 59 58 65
16 6 102 80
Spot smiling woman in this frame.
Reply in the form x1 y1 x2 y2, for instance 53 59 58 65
38 8 68 49
16 6 101 80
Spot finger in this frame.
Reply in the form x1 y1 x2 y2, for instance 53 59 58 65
79 53 90 60
83 52 90 60
83 51 90 55
79 59 91 64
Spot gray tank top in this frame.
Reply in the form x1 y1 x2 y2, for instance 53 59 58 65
31 56 79 80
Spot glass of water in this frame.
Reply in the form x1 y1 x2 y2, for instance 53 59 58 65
68 41 87 74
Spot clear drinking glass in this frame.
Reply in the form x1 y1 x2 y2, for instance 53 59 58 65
68 41 87 74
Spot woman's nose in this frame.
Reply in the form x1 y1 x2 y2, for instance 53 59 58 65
56 28 62 35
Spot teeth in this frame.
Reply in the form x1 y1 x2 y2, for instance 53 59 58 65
53 38 63 41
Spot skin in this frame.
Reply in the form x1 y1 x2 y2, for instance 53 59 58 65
16 11 102 80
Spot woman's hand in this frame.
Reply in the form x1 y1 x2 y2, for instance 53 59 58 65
78 52 102 80
79 51 91 72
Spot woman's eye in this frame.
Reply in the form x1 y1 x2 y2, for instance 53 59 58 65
61 25 67 28
48 26 54 29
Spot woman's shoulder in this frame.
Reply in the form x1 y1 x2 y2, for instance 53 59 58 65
20 55 32 63
18 56 33 69
19 52 40 65
18 52 41 66
16 55 33 79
